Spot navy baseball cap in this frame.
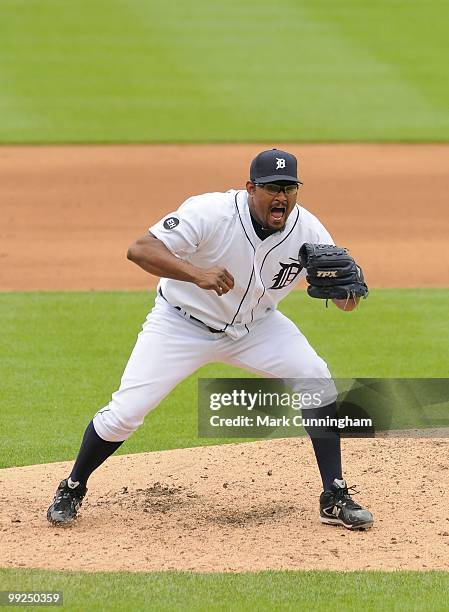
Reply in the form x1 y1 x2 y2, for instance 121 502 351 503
250 149 303 184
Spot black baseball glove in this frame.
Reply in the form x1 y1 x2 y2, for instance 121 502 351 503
298 243 369 301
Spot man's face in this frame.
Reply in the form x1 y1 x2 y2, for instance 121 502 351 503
246 181 298 231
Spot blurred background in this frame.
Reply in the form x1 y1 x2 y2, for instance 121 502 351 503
1 0 448 290
0 0 447 143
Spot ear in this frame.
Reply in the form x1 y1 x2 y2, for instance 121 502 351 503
246 180 256 195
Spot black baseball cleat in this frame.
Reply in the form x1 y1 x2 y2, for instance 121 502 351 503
319 478 373 530
47 479 87 526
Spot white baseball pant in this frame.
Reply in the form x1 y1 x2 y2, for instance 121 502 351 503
93 295 337 441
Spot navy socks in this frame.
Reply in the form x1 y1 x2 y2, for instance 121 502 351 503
302 401 342 491
69 420 124 487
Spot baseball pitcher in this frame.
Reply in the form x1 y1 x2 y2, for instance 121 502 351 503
47 149 373 530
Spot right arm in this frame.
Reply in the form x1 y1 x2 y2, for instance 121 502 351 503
127 233 234 296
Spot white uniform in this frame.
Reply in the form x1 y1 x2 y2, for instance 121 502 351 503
93 190 338 442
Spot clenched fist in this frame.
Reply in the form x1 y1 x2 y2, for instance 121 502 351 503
194 266 235 296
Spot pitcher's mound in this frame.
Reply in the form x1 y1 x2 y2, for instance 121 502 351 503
1 437 448 572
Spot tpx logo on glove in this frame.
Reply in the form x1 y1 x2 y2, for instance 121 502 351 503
317 270 338 278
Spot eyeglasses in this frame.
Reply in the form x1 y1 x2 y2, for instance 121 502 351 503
255 183 299 195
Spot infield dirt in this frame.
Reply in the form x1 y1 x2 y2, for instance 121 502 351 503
1 144 448 572
1 144 448 290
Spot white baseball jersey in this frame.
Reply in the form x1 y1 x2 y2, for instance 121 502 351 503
93 189 337 442
150 190 333 339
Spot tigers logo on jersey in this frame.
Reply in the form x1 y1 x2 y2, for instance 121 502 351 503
270 260 303 289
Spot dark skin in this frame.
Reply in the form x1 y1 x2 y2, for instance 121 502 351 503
246 180 296 231
127 184 359 310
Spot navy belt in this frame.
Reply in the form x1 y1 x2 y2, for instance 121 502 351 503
158 288 223 333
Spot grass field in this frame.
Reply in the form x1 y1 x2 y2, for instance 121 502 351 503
1 568 449 611
1 289 448 469
1 0 448 143
1 292 448 606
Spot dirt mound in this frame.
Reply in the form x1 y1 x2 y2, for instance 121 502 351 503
1 438 448 573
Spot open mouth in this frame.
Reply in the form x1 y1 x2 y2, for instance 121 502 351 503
269 206 286 221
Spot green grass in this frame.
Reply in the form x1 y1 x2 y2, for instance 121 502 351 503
0 289 448 469
0 568 448 611
1 0 448 143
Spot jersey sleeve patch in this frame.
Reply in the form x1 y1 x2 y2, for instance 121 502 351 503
163 216 180 230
